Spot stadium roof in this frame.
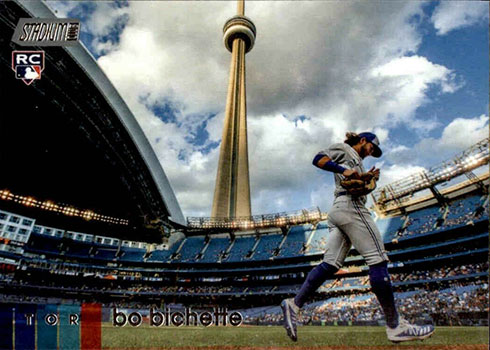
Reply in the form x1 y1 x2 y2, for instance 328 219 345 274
0 1 186 241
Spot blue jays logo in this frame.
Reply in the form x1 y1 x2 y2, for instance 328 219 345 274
11 51 45 85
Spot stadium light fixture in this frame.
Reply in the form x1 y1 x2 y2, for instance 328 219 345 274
0 189 128 225
0 190 13 200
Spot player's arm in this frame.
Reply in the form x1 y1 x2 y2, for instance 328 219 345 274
312 154 358 178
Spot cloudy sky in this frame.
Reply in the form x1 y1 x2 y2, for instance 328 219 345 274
47 1 489 218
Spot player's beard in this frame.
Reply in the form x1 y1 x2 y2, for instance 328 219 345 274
359 144 369 159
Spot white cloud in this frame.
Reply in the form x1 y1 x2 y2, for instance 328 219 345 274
369 56 461 129
373 128 389 144
87 4 130 55
310 183 335 213
97 2 232 116
248 115 328 209
386 115 489 166
47 2 131 55
438 115 488 150
407 116 441 135
431 2 489 35
376 163 427 188
389 145 410 154
85 3 128 36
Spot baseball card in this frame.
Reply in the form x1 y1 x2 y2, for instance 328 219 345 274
0 1 488 349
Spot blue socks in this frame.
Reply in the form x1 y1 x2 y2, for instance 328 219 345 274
293 261 399 329
294 262 338 308
368 262 399 328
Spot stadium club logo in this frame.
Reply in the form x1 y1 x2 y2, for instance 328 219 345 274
11 18 80 46
11 51 45 85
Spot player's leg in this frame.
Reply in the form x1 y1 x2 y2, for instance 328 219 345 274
281 226 350 341
346 200 434 342
368 261 399 328
295 226 349 307
343 202 398 328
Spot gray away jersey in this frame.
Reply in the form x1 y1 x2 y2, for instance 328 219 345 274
318 143 367 203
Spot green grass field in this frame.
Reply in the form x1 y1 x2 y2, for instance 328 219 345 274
102 325 488 350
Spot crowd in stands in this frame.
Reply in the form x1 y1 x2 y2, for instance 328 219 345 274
306 294 379 324
110 285 240 295
397 283 488 318
318 277 368 292
443 209 486 228
156 286 236 294
0 293 54 305
5 262 486 300
390 262 488 283
404 217 434 236
244 280 488 326
443 195 487 228
313 263 488 291
0 273 13 282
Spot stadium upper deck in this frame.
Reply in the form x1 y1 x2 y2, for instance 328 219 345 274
0 1 185 243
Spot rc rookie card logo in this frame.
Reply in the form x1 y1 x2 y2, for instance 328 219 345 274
11 51 45 85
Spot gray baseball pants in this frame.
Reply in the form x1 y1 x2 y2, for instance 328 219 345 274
323 196 389 268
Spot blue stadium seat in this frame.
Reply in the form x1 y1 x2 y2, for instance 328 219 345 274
288 224 313 234
376 216 404 242
225 235 257 262
200 236 230 262
25 233 61 255
252 233 283 260
147 247 177 263
65 241 92 258
273 284 301 293
305 228 329 254
443 194 484 227
119 247 146 262
277 225 312 258
390 232 488 257
405 206 440 236
93 246 117 260
173 236 206 262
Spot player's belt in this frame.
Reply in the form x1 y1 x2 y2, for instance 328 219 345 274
336 191 364 198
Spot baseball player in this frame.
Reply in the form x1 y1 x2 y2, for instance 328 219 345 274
281 132 435 343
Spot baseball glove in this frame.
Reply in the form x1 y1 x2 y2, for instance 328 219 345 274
340 172 377 196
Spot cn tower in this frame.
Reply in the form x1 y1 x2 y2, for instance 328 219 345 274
211 0 256 219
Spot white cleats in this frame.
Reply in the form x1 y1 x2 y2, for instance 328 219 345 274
386 317 435 343
281 298 299 342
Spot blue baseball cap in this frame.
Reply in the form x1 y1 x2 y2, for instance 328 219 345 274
358 132 382 158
